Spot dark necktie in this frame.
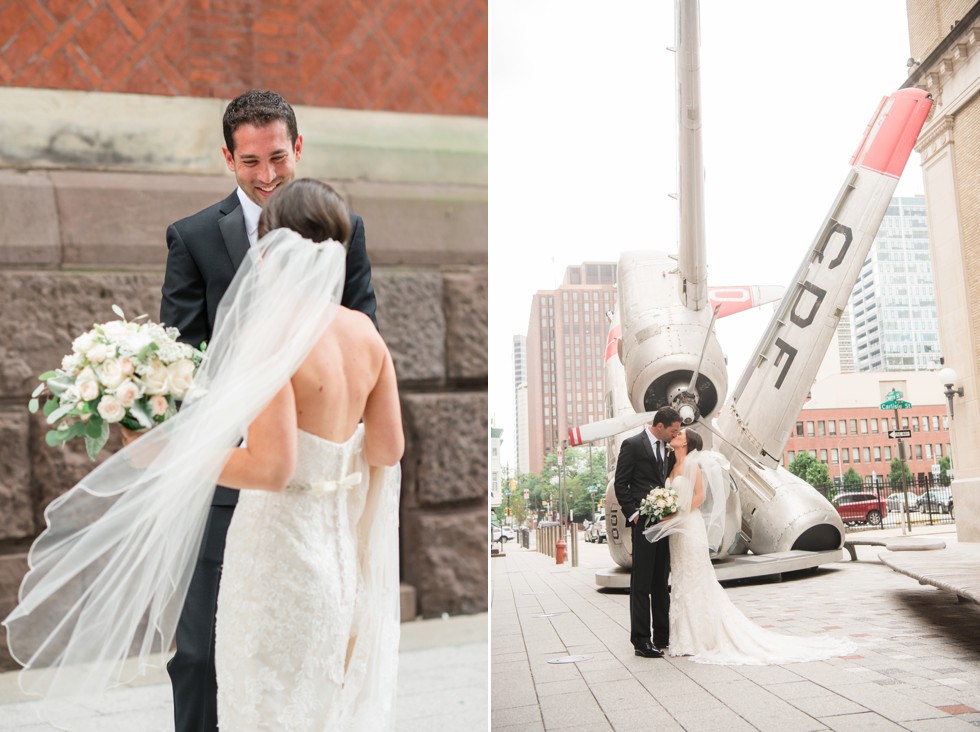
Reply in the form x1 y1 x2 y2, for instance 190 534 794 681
655 440 663 478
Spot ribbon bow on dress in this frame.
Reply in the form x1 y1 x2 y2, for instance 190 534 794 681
306 471 363 495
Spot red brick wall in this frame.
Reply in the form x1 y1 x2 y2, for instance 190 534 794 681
0 0 487 116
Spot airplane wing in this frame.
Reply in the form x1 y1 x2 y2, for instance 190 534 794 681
717 88 933 468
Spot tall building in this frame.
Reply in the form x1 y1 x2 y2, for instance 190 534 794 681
526 262 617 472
851 196 941 372
512 336 530 473
491 425 503 509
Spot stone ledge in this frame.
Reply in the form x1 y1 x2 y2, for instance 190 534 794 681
880 545 980 604
0 171 486 268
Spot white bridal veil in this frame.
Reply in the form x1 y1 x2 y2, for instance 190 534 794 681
2 229 401 721
643 449 729 551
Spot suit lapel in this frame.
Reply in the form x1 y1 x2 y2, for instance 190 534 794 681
218 192 250 271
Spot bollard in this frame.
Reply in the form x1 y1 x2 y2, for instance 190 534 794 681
555 534 566 564
570 525 578 567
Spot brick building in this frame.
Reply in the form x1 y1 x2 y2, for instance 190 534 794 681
782 371 951 486
525 262 616 473
0 0 488 661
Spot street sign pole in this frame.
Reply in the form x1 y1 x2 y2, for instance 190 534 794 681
895 407 912 533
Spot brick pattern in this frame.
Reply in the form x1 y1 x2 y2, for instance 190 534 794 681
907 0 975 62
0 0 487 116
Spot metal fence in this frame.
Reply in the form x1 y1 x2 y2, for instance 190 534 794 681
811 474 955 532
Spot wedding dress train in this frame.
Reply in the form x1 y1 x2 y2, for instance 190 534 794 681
665 474 856 665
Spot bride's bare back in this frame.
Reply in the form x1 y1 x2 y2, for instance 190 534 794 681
218 306 403 492
291 307 401 466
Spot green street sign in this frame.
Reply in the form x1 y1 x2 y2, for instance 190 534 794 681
588 485 599 493
880 399 912 410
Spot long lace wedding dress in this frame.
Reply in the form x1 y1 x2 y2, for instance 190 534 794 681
216 426 398 730
658 461 856 665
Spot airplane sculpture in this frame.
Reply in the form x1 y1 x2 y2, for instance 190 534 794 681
568 0 932 577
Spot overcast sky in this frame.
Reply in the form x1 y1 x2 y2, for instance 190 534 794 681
489 1 925 472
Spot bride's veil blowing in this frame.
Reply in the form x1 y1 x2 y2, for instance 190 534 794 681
3 229 400 717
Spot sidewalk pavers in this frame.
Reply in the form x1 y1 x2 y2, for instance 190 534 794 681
0 612 487 731
492 530 980 731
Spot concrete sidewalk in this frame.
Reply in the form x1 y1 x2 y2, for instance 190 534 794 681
0 612 487 731
492 527 980 731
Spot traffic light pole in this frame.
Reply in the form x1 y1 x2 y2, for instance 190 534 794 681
895 408 912 534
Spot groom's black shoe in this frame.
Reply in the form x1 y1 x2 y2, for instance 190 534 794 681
634 641 663 659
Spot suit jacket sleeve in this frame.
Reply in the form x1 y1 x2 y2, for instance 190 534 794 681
160 223 209 348
614 437 639 521
342 215 379 330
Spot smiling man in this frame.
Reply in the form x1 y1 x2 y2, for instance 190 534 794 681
160 89 377 732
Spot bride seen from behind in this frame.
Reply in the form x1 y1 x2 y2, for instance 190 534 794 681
648 428 856 666
2 178 404 732
213 178 404 730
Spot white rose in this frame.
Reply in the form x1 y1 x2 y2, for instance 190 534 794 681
119 358 135 378
98 359 125 389
97 395 125 423
61 353 82 374
101 321 130 341
149 395 169 417
167 359 196 399
142 360 169 395
72 332 96 355
86 343 108 364
115 379 140 408
78 380 100 402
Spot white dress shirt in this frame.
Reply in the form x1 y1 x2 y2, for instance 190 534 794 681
236 187 263 253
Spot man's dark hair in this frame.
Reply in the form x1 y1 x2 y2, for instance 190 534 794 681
223 90 299 155
258 178 352 247
684 428 703 452
652 406 681 428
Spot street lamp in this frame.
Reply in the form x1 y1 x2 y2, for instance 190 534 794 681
939 367 964 419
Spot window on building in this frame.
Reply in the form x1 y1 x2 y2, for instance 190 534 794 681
818 421 825 437
870 420 878 435
860 419 868 434
932 416 940 430
820 449 828 463
873 446 881 461
842 449 850 464
840 420 847 435
806 421 814 437
881 418 889 432
852 447 860 463
831 448 839 464
863 447 871 463
921 418 930 432
796 422 804 437
787 451 795 463
849 419 858 434
828 421 837 436
884 446 892 460
901 417 909 429
915 444 922 460
925 444 932 459
911 416 919 432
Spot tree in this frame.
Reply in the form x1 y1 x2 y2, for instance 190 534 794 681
842 468 863 491
888 457 913 490
939 455 952 485
510 490 527 527
788 451 830 492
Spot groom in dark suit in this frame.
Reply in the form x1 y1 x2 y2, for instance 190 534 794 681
614 406 681 658
160 89 378 732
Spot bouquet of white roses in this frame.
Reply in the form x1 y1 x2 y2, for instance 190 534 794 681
29 306 205 460
638 485 680 528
